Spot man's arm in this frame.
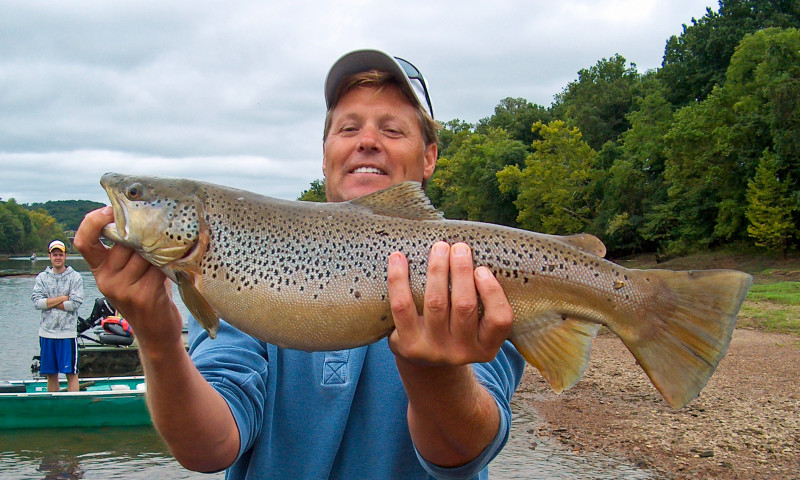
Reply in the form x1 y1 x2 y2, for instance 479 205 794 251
43 296 70 310
74 207 240 472
387 242 514 468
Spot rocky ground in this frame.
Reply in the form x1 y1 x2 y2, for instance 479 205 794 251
515 328 800 479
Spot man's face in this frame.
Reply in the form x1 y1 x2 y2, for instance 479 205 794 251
322 84 437 202
49 249 65 268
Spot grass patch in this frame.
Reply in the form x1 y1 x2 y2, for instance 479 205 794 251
738 282 800 335
745 282 800 305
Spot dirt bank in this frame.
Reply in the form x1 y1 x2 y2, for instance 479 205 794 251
515 328 800 479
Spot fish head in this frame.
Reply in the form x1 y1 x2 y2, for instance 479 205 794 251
100 173 205 268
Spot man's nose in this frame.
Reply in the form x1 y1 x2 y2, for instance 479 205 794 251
356 126 380 152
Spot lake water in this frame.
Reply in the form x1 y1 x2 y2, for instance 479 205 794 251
0 256 656 479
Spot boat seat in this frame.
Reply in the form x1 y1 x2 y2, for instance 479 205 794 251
98 333 135 346
0 382 26 393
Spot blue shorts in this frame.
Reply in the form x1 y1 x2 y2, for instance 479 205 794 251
39 337 78 375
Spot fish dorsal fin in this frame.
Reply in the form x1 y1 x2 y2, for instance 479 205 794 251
546 233 607 258
348 181 444 221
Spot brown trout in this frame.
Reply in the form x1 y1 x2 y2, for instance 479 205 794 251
99 172 752 409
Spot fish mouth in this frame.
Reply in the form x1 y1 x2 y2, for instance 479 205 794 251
103 185 130 241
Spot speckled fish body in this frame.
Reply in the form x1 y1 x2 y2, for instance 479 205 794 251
99 173 752 409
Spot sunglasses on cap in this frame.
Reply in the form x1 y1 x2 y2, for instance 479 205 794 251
395 57 434 120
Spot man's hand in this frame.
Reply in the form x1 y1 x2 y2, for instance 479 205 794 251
387 241 513 366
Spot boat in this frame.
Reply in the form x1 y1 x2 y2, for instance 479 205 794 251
0 376 150 429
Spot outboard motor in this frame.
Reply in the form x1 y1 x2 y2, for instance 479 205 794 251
77 297 116 334
76 297 135 346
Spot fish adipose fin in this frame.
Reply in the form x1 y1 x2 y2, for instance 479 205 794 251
175 270 220 339
511 313 601 393
548 233 607 258
349 181 444 221
614 269 752 409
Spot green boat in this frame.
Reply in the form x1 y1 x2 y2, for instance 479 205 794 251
0 376 150 429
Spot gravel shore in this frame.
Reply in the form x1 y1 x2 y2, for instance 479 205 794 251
514 328 800 479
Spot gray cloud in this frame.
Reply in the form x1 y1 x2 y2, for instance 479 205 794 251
0 0 714 204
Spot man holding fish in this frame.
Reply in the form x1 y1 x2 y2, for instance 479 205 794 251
75 50 526 478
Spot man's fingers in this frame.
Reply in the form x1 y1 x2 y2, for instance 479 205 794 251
448 243 479 342
423 242 452 340
387 251 417 332
474 266 514 348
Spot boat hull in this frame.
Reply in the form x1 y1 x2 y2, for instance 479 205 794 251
0 376 150 429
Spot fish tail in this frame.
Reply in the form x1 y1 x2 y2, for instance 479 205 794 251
614 269 752 409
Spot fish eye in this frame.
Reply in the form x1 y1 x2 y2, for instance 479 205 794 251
126 183 144 200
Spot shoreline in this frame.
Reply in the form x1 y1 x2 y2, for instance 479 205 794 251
515 328 799 479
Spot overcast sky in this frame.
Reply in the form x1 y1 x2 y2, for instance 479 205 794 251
1 0 716 205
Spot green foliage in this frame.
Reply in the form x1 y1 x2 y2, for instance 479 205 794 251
497 121 599 234
659 0 800 107
598 79 673 253
28 200 106 231
438 119 474 158
428 128 527 227
298 179 327 202
552 54 641 150
651 27 800 254
0 199 66 254
475 98 550 146
746 150 797 253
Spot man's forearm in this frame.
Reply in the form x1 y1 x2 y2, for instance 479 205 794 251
139 337 241 472
44 296 69 309
397 359 500 468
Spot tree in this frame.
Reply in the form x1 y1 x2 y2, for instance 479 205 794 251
597 78 674 253
651 27 800 254
659 0 800 107
428 127 527 226
298 179 327 202
746 149 796 254
438 119 474 158
497 121 599 234
0 204 25 253
475 97 550 147
551 55 641 151
28 200 106 231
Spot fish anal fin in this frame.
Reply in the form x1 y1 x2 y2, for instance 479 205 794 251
545 233 607 258
510 313 601 393
614 269 752 409
175 270 219 339
348 181 444 221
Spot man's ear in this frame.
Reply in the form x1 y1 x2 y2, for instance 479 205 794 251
422 142 437 180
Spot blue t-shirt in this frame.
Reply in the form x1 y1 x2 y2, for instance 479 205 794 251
189 318 525 479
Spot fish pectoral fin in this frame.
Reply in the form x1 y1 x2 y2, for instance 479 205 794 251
175 270 219 339
348 181 444 221
510 312 601 394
